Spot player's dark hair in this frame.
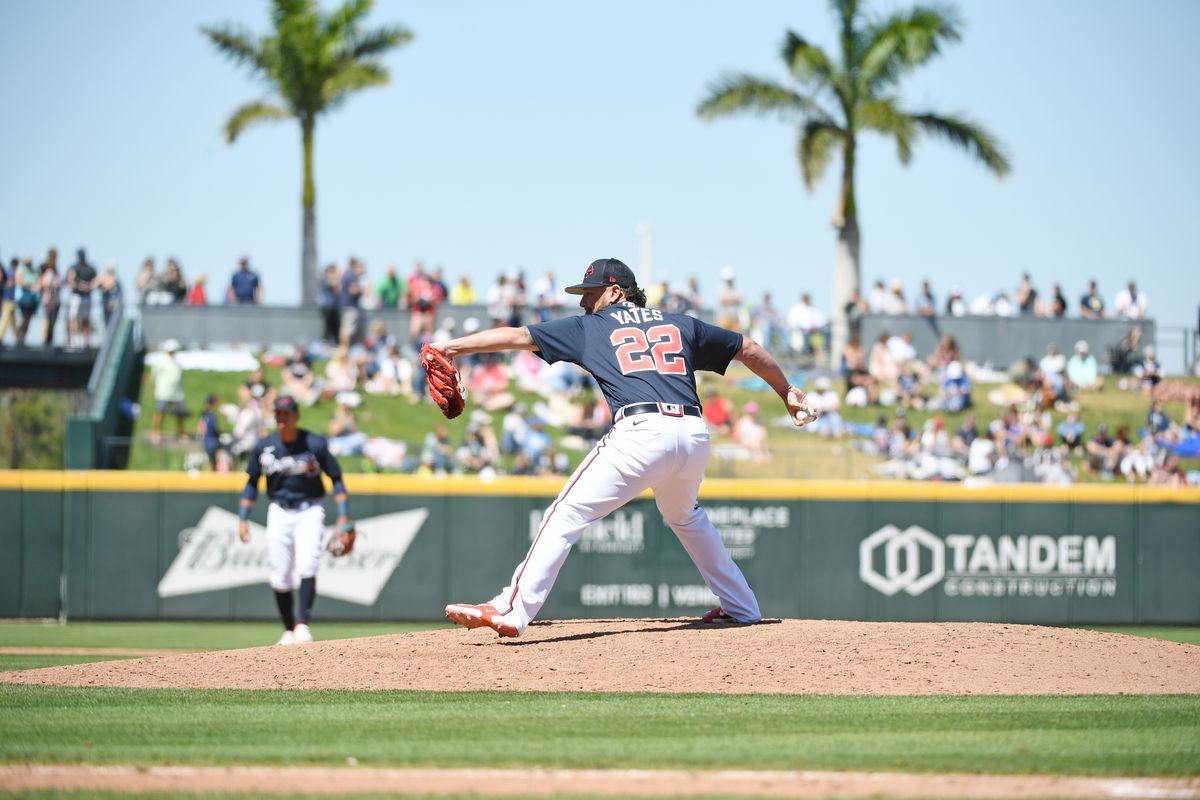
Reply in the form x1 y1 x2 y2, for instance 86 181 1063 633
624 285 647 307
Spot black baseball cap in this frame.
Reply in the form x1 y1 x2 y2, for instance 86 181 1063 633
274 395 299 413
564 258 638 295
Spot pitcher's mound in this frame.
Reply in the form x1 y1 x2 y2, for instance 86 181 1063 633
3 619 1198 695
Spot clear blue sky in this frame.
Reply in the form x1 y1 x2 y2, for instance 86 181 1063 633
2 1 1197 342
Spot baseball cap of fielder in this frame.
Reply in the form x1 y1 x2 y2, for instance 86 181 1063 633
564 258 638 295
273 395 299 413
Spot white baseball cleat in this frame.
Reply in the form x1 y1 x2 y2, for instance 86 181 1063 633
277 630 296 646
293 623 313 644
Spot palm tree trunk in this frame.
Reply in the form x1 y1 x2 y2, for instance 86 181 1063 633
301 118 318 306
830 136 860 369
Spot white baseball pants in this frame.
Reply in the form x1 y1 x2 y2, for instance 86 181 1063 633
490 412 760 634
267 502 325 591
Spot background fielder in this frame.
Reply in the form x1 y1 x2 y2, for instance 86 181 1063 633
439 258 817 637
238 395 354 646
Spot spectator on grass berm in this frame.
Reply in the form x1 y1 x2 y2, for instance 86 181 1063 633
230 394 264 460
945 285 966 317
951 413 978 458
808 376 844 438
328 393 367 457
227 256 262 305
896 363 923 410
375 264 403 310
456 421 500 475
733 402 769 462
841 333 877 405
420 425 454 474
365 342 415 400
934 360 971 413
928 335 962 372
566 393 610 445
1079 279 1105 319
1147 400 1171 436
1135 346 1162 395
469 352 515 412
39 253 62 346
1039 343 1066 379
98 263 122 328
1066 340 1103 392
282 343 321 406
319 264 340 344
886 331 917 366
1016 273 1039 316
702 388 735 437
1057 411 1085 455
239 364 277 412
197 393 230 471
914 280 936 319
1114 281 1147 321
65 249 99 347
868 332 899 386
15 256 41 345
151 339 187 444
324 345 358 398
1085 423 1115 475
338 258 366 345
501 403 530 454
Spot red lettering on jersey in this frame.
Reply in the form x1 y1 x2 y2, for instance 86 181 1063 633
610 324 686 376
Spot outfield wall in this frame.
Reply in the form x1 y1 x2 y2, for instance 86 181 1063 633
1 472 1197 624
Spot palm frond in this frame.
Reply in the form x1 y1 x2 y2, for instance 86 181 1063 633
798 120 845 191
223 101 292 143
322 62 388 108
324 0 372 40
781 30 834 85
697 73 833 123
910 111 1011 177
200 25 273 75
347 25 413 59
859 5 962 92
856 98 914 163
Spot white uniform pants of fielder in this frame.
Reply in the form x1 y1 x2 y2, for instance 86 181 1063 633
267 502 325 591
490 412 761 635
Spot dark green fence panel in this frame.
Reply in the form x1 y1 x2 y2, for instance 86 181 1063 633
1 476 1197 625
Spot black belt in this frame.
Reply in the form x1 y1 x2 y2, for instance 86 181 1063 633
615 402 702 422
274 498 319 511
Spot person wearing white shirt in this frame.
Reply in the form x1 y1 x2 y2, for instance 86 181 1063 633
884 280 908 315
867 280 889 314
808 376 843 437
1113 281 1147 320
1039 343 1066 377
887 331 917 364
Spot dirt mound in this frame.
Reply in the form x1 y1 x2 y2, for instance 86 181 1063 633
3 619 1198 695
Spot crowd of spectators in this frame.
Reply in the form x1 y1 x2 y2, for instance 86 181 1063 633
815 321 1196 485
850 274 1150 322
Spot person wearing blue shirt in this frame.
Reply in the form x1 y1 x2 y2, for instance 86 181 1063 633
227 257 262 305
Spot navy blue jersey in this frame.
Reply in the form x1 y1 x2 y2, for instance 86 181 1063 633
246 429 343 505
528 302 743 411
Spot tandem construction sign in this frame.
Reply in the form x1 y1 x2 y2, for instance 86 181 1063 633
860 524 1117 599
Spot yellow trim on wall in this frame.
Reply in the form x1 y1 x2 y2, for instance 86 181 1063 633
0 470 1197 504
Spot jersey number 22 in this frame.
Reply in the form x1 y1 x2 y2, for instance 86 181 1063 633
610 325 686 375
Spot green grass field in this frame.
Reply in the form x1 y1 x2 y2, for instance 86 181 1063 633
2 620 1196 795
1 687 1197 776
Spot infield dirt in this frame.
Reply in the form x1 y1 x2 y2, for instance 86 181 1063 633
3 618 1199 694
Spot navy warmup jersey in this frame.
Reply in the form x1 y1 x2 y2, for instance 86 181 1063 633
246 429 343 505
528 302 743 411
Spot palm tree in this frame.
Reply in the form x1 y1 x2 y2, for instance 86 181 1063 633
697 0 1010 363
203 0 412 305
